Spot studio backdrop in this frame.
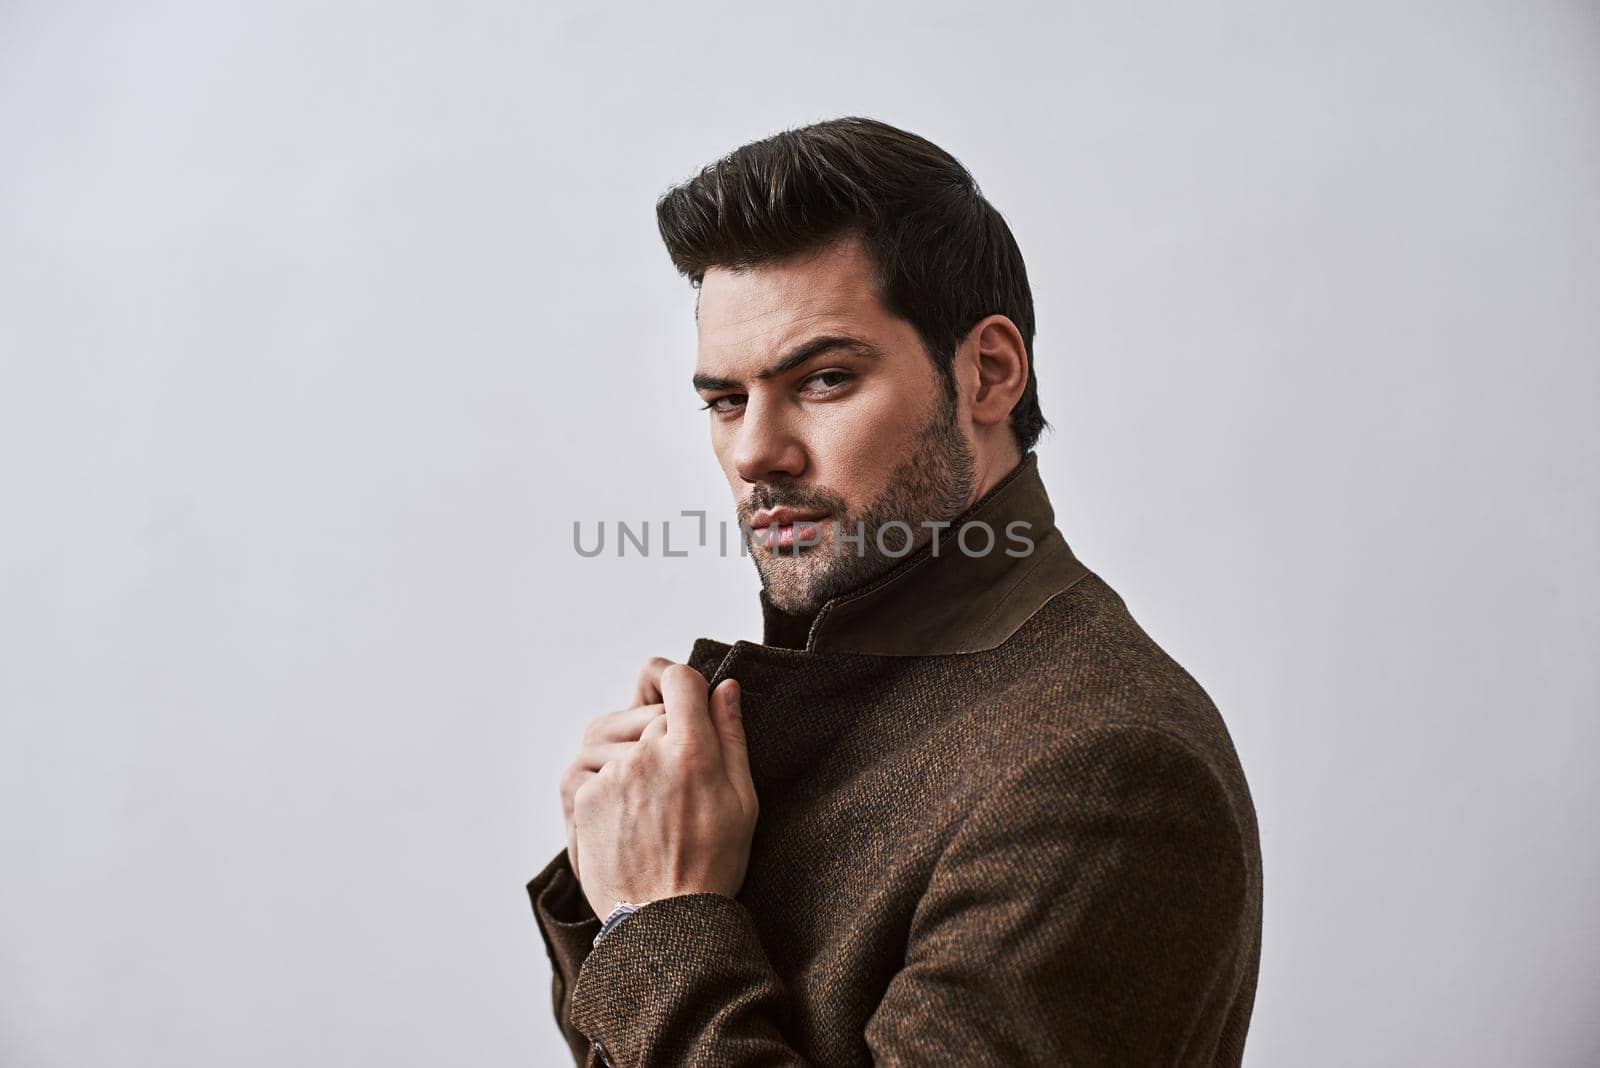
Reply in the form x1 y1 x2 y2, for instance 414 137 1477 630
1 2 1596 1065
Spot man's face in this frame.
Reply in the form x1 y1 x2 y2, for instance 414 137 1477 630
693 234 978 614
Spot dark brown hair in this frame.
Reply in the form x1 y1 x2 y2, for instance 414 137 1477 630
655 116 1046 453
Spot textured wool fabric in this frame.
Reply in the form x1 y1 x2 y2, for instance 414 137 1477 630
527 454 1262 1066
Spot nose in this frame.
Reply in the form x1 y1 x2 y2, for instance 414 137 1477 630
729 394 807 485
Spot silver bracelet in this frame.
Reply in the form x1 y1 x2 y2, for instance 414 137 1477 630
593 900 644 947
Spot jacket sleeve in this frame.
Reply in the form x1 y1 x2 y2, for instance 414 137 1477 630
531 723 1255 1067
526 848 604 1066
557 887 806 1067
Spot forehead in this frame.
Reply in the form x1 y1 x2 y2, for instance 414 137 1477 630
696 237 897 368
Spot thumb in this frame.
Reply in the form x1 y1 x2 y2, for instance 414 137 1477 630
712 678 753 787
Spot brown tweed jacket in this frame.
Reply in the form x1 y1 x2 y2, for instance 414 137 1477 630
527 453 1262 1066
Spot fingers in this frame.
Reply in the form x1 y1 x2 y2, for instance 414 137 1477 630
561 737 646 820
711 678 755 806
660 663 716 753
560 760 600 815
561 655 680 890
565 706 667 819
572 740 635 771
632 656 676 707
583 704 665 746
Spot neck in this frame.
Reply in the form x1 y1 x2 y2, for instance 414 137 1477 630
969 433 1023 507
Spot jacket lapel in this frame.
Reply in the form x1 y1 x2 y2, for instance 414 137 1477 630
686 637 912 799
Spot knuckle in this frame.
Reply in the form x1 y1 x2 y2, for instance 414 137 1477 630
670 741 713 776
662 663 706 690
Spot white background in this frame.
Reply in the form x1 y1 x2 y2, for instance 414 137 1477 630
2 2 1596 1065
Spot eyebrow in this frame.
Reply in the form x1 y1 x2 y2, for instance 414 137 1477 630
692 334 886 392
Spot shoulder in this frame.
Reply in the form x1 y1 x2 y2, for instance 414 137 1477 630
989 571 1242 761
952 569 1259 839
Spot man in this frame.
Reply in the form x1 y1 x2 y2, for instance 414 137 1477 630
526 116 1262 1067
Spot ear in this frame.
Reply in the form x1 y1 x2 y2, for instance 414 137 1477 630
963 314 1029 432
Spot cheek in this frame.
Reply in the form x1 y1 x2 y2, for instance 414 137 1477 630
811 383 928 497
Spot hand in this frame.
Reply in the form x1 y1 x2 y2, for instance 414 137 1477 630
560 657 677 884
572 664 758 920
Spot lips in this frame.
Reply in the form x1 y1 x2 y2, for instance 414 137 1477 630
749 506 830 531
749 509 830 551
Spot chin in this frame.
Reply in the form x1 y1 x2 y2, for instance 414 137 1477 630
757 563 829 615
761 581 823 616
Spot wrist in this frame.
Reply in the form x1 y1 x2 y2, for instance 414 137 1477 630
592 900 646 947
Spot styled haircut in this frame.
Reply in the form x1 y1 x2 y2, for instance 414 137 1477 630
655 116 1047 453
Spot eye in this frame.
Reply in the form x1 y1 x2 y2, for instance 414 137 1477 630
700 394 746 415
802 369 853 394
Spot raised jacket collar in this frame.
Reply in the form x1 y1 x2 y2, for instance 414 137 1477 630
752 451 1089 657
679 453 1092 795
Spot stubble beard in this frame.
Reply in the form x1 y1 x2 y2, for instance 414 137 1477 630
745 388 977 615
